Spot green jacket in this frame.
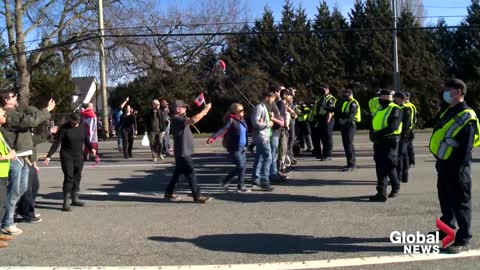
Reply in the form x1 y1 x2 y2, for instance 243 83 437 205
3 106 51 159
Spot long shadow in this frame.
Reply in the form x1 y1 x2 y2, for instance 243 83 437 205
214 193 370 203
291 165 353 172
148 233 402 254
278 178 376 187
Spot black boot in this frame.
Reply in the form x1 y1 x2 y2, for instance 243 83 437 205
71 191 85 207
62 193 72 212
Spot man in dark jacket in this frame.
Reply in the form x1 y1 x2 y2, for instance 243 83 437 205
145 99 166 161
164 100 212 203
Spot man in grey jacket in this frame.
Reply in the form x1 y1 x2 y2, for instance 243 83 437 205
0 91 55 235
251 91 276 191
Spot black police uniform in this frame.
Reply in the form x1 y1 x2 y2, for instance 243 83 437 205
398 104 413 182
434 101 476 246
370 102 403 201
338 99 358 169
314 95 336 159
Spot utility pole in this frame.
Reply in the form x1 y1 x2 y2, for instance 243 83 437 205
392 0 401 93
98 0 109 138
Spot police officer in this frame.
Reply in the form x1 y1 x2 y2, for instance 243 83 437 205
312 85 336 160
393 91 412 183
369 89 403 202
338 89 361 171
404 91 417 167
296 102 313 152
429 79 480 253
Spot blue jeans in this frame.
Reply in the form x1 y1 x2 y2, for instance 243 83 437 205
0 177 7 223
116 128 123 149
162 129 170 155
252 142 272 185
270 136 280 177
2 160 30 228
223 147 247 188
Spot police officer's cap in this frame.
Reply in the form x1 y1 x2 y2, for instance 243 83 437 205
445 79 467 95
379 89 394 96
342 89 353 96
393 91 406 99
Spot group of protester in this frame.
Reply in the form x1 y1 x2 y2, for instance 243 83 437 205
163 79 478 254
0 78 478 254
110 97 171 161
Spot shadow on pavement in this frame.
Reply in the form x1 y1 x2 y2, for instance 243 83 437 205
278 178 376 187
148 233 401 254
214 193 370 203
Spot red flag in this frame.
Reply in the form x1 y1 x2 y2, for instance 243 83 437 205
194 92 205 107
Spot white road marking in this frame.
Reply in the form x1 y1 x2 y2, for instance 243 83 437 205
2 249 480 269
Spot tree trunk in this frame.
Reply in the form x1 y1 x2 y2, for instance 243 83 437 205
16 55 30 108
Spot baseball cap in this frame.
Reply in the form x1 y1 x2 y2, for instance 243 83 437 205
175 100 187 108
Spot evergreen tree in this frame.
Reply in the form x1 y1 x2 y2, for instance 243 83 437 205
363 0 393 89
397 8 444 126
291 5 314 99
311 0 331 95
322 6 348 91
278 0 296 85
346 0 372 115
251 6 282 83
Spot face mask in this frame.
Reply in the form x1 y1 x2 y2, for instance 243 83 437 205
443 91 453 104
379 99 391 107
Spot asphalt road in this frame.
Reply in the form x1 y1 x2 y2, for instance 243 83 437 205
0 132 479 269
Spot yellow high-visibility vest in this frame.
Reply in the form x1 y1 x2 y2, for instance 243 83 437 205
297 106 310 122
341 98 361 123
400 104 414 130
429 108 480 160
404 101 417 126
317 94 337 116
308 99 319 122
369 97 381 116
0 132 11 178
372 103 402 136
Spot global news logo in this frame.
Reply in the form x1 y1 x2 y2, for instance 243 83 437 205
390 218 455 254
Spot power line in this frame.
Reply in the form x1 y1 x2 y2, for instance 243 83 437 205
3 24 479 60
14 13 471 46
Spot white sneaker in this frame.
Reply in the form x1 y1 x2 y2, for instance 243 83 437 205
34 213 41 218
159 154 165 160
237 187 252 193
2 225 23 235
153 157 157 162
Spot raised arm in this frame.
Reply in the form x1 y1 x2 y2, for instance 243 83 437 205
186 103 212 126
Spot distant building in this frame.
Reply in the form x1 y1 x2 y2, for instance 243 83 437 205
71 76 111 114
71 76 98 111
